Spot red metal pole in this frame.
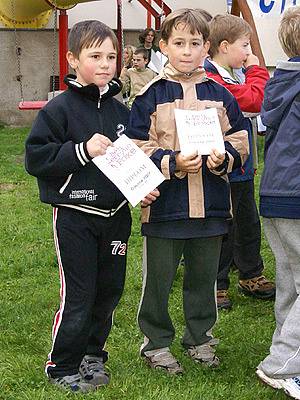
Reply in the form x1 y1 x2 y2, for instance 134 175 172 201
147 0 152 28
116 0 122 75
59 10 68 90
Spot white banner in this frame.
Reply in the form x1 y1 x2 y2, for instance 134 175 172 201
247 0 300 66
247 0 299 16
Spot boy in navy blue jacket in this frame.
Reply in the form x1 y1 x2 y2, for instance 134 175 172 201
25 20 158 393
255 6 300 400
127 8 249 374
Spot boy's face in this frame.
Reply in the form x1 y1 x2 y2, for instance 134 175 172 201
223 34 251 69
159 23 209 74
132 54 147 70
67 37 117 88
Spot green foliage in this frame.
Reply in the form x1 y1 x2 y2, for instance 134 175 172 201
0 128 284 399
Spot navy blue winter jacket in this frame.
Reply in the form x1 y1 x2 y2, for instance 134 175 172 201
259 57 300 218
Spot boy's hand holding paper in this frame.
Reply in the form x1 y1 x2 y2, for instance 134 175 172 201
92 135 164 207
174 107 225 157
175 151 202 174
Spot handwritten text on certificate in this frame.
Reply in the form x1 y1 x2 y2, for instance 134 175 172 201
92 135 165 207
174 108 225 156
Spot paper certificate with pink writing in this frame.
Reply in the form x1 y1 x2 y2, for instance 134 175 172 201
174 108 225 156
92 135 165 207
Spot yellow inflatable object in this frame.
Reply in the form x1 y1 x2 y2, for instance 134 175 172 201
0 0 100 29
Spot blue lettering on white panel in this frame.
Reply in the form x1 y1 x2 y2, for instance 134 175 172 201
259 0 275 13
259 0 298 13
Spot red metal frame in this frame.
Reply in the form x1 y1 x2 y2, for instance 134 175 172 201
19 1 172 110
116 0 122 75
59 10 68 90
152 0 171 19
138 0 160 30
147 0 152 28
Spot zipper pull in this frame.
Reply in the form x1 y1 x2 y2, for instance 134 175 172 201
97 97 101 109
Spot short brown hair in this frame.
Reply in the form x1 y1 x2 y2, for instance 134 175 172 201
208 14 252 58
134 48 148 60
68 20 119 58
278 6 300 58
160 8 210 43
195 8 213 23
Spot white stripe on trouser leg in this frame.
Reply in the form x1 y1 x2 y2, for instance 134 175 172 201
45 207 67 375
274 347 300 375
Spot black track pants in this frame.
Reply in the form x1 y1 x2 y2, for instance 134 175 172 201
217 180 263 290
46 205 131 378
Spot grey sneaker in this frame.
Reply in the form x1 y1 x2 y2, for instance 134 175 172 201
79 355 110 386
143 347 184 375
187 342 220 367
49 373 96 393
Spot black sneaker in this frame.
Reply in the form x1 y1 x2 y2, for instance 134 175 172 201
238 275 275 299
79 355 110 386
49 373 96 393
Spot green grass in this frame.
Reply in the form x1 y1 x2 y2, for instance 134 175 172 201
0 127 284 400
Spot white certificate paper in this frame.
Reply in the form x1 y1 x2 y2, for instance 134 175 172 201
148 50 168 74
174 108 225 156
92 135 165 207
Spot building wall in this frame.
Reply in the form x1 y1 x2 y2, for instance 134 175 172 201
0 29 139 126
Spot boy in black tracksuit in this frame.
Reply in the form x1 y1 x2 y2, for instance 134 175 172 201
25 21 134 393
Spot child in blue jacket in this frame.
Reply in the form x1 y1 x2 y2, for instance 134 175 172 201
256 6 300 400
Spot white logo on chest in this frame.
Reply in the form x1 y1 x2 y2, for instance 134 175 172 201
116 124 126 137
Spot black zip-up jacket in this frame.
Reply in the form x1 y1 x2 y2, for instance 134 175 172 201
25 75 129 215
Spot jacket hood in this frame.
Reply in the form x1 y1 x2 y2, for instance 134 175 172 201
63 74 122 102
262 60 300 130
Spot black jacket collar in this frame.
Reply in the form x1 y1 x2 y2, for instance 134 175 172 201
64 74 122 102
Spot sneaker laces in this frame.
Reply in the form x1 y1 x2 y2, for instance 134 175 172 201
188 343 219 367
217 290 229 299
239 275 274 290
80 355 107 378
149 350 179 367
292 376 300 387
144 348 183 374
189 344 216 361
